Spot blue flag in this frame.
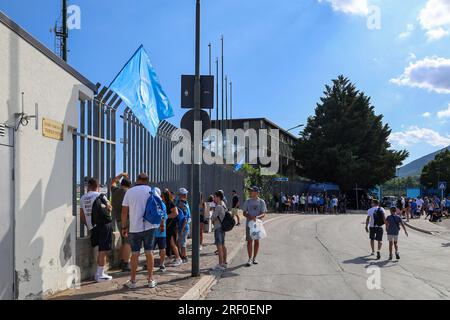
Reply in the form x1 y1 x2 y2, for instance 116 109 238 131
234 155 245 172
109 45 174 136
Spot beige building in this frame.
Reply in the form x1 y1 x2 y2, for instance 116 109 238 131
0 11 96 299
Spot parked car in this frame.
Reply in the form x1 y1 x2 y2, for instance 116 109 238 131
381 196 396 208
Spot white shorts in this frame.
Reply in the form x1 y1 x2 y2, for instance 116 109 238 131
387 235 398 242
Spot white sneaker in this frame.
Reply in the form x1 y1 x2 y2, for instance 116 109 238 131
170 258 182 267
125 280 137 289
199 245 203 251
211 264 225 271
221 263 228 269
246 259 252 267
95 273 112 282
148 279 157 288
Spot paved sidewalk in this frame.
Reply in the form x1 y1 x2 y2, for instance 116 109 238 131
404 217 450 235
48 214 279 300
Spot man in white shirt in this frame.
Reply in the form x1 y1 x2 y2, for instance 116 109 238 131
365 199 386 260
121 173 158 289
80 178 113 282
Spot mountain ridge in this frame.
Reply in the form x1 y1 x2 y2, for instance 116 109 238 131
396 146 450 178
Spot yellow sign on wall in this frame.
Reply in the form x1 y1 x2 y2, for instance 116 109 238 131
42 118 64 141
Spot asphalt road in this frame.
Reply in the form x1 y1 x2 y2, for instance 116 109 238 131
206 214 450 300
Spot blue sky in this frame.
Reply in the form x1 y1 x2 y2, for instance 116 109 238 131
2 0 450 165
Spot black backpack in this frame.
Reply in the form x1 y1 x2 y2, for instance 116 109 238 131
373 207 385 227
91 194 112 226
218 207 236 232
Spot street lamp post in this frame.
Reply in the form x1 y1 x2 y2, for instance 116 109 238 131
287 124 304 134
208 43 212 120
191 0 201 277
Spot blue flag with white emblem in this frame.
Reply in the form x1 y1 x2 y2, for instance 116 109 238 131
109 45 174 136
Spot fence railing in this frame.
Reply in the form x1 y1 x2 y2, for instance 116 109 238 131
73 85 245 239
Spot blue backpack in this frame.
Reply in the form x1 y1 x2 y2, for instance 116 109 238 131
144 192 166 225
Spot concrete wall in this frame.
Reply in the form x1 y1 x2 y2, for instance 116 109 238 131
0 21 94 299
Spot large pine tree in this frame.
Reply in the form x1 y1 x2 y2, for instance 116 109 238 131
295 76 408 192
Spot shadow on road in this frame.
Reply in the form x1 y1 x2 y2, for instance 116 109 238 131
219 264 248 279
442 243 450 248
342 255 396 268
342 255 372 265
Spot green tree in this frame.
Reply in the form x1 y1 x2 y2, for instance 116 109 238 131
420 149 450 195
240 163 280 201
295 75 408 192
381 176 420 197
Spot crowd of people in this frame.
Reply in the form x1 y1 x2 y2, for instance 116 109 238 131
79 172 268 288
390 195 450 223
366 195 450 261
273 193 347 214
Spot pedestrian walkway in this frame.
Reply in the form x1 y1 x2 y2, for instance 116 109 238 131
48 214 277 300
404 218 450 235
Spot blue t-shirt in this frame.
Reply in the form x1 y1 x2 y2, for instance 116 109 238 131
386 215 402 236
411 202 417 212
177 200 191 232
154 211 168 238
445 199 450 208
319 197 325 205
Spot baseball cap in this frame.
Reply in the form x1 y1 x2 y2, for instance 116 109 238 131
178 188 189 195
248 186 260 193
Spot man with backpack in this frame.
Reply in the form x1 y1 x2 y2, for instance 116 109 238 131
80 178 113 282
365 199 386 260
121 173 158 289
211 190 229 271
111 172 132 272
243 186 267 267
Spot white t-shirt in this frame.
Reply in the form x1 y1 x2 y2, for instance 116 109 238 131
367 206 386 228
416 199 423 208
331 198 338 206
122 185 158 233
80 191 106 230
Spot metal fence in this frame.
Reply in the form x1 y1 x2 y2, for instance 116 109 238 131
72 84 245 238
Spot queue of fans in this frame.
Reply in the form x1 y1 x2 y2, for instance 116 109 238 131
79 172 268 288
273 193 347 214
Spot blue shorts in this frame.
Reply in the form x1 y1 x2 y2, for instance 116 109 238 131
128 229 156 254
179 229 188 248
153 237 166 250
214 227 225 246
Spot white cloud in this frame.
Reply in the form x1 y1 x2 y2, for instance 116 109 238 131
399 24 415 39
389 126 450 147
437 103 450 118
418 0 450 41
318 0 369 15
422 112 432 118
390 56 450 94
426 27 450 40
407 53 417 61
